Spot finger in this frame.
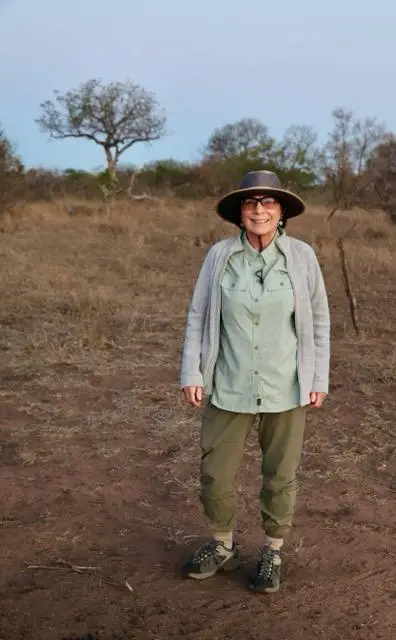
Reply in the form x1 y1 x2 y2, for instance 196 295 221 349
184 387 200 407
310 392 317 405
317 394 326 408
196 387 203 404
192 390 202 407
183 388 195 404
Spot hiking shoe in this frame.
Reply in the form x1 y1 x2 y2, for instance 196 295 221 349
182 539 240 580
248 545 281 593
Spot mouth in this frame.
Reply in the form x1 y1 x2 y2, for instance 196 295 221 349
251 216 271 224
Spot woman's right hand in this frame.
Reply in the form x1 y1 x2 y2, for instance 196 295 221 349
183 386 204 407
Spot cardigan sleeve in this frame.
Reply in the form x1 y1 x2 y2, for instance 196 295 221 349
180 248 214 389
307 249 331 393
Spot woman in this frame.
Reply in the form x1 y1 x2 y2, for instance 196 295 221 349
180 170 330 593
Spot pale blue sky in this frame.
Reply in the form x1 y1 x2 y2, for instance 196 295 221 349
1 0 396 171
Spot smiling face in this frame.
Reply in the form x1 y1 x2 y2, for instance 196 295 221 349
241 194 283 240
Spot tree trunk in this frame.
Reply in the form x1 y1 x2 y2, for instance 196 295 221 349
104 147 117 185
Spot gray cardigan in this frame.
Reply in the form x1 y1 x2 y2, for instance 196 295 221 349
180 231 330 406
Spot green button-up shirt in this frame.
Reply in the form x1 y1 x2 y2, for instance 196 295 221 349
210 230 300 414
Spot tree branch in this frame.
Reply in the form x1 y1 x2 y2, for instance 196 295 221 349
117 135 161 157
337 237 360 335
45 131 106 145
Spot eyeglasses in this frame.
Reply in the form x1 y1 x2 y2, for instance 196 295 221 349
242 196 279 210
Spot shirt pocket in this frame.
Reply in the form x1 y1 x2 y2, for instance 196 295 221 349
221 271 248 292
266 268 293 292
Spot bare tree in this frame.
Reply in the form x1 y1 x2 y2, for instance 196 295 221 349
274 125 319 186
321 107 386 219
204 118 274 161
368 135 396 222
0 128 21 172
36 78 166 184
0 126 23 214
279 125 318 169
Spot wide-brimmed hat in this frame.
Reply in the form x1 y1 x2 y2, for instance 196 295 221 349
216 170 305 226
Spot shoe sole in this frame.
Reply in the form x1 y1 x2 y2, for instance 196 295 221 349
248 583 280 593
186 556 241 580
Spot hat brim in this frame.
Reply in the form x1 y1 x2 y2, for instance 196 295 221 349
216 187 305 226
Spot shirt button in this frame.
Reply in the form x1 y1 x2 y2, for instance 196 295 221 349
254 370 259 375
254 298 259 302
254 346 259 350
254 321 259 326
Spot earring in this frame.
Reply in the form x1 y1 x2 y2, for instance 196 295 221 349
278 219 283 227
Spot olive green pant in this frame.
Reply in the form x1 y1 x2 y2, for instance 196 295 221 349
199 402 307 539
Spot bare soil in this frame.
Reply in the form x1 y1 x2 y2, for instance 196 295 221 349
0 200 395 640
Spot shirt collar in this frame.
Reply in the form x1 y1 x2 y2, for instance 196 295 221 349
241 229 280 262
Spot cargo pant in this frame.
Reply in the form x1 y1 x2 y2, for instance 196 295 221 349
199 401 307 539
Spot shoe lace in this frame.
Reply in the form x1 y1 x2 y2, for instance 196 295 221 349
257 547 277 578
193 539 220 563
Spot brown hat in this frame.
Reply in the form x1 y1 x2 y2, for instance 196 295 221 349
216 170 305 226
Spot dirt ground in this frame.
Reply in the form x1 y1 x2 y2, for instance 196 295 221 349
0 200 395 640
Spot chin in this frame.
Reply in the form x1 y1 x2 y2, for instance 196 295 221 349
250 225 275 234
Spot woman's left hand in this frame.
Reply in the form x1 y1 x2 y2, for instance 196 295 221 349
310 392 327 408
